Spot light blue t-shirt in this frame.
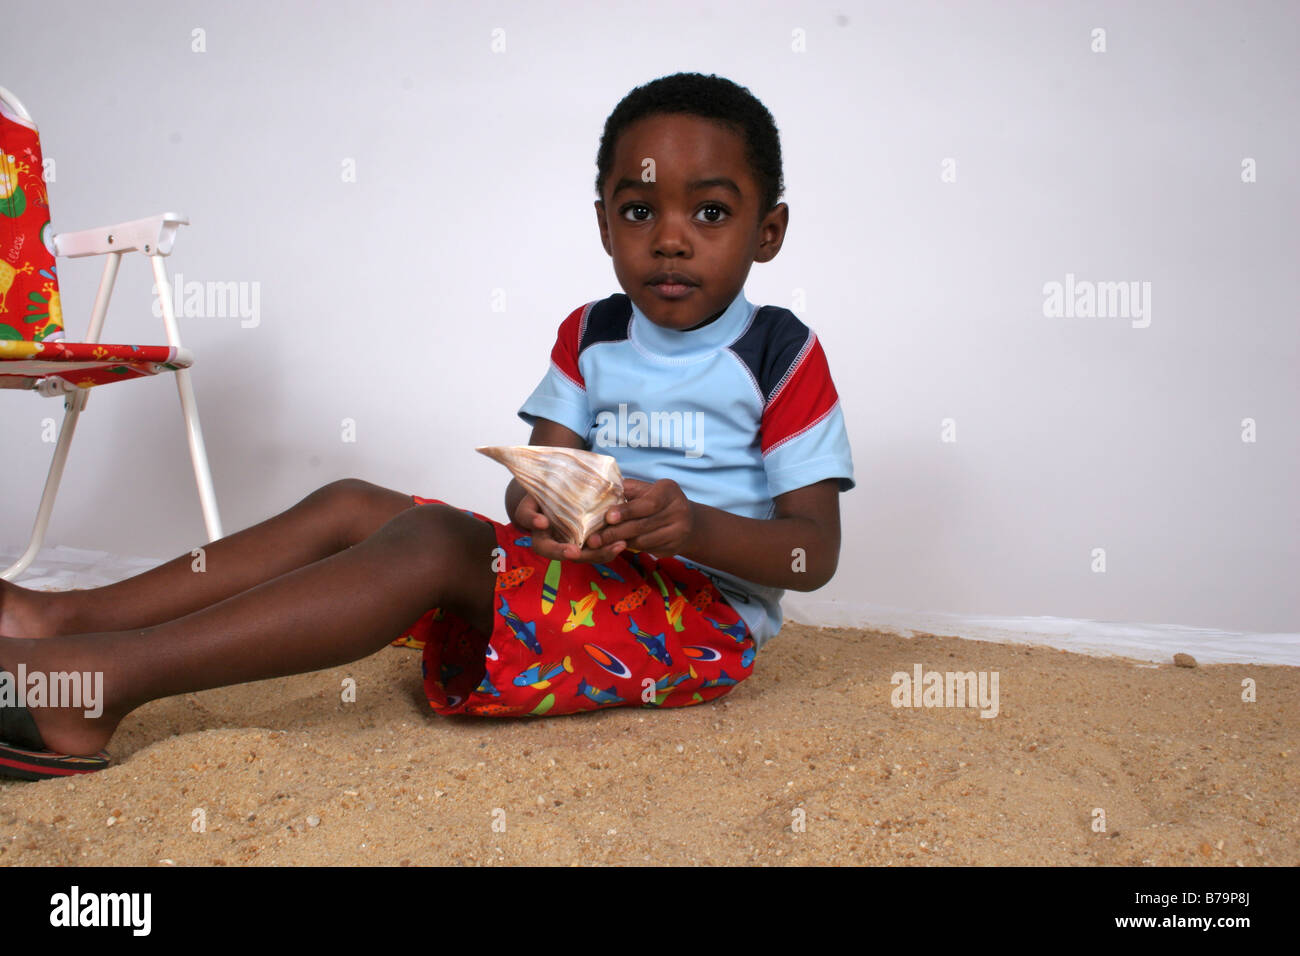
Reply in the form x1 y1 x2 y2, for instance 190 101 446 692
518 287 854 650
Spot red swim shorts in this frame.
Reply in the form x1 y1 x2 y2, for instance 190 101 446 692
392 495 756 717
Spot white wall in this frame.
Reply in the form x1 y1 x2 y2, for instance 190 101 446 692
2 0 1296 633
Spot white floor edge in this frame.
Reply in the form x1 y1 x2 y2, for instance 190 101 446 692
782 596 1299 666
6 544 1297 666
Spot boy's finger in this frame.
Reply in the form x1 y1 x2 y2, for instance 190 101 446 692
549 528 626 563
568 541 627 564
603 494 659 525
529 535 574 561
513 496 546 528
588 517 653 550
582 527 629 551
619 478 658 501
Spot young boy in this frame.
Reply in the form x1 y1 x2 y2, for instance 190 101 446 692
0 72 853 778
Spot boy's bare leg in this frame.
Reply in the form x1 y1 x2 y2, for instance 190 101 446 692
0 501 498 757
0 479 416 638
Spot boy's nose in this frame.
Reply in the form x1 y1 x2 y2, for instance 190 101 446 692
652 217 691 254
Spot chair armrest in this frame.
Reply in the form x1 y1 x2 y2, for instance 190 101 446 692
53 212 189 258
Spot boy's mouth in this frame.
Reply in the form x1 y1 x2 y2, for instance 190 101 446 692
647 272 699 300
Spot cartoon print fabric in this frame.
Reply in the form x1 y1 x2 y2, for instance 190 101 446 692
0 97 60 344
393 495 756 717
0 96 192 390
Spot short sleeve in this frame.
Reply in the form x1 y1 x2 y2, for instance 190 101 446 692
517 304 594 438
760 334 855 498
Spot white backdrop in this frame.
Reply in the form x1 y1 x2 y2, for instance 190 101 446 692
2 0 1296 639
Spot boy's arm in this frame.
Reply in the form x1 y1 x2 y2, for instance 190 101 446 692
677 479 841 592
538 476 841 593
505 421 843 592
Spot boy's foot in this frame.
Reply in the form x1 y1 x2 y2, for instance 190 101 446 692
0 641 119 760
0 687 110 780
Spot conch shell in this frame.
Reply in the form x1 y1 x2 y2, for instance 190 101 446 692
477 445 626 546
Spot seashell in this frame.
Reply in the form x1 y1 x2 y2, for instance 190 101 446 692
477 445 626 546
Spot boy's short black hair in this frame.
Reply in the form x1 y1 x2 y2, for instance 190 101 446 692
595 72 785 215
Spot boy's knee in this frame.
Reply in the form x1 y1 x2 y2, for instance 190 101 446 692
310 478 416 545
395 504 497 626
396 503 494 565
317 477 384 502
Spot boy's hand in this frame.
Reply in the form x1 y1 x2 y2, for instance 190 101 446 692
513 491 629 564
586 478 696 556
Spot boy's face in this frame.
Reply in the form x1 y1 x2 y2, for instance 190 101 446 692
595 113 788 332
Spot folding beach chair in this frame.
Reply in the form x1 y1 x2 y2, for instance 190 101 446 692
0 86 223 579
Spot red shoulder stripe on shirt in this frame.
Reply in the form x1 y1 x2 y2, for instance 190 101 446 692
761 334 840 455
549 303 589 390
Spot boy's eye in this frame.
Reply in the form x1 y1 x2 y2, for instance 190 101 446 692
618 202 730 223
696 203 729 223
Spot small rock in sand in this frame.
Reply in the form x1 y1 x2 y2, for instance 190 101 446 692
1173 653 1197 668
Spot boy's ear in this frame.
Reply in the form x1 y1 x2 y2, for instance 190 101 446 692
754 202 789 264
595 199 613 255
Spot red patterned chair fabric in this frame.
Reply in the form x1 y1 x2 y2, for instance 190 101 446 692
0 95 191 389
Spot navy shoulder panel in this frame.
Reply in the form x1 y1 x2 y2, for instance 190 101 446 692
579 293 632 353
727 306 812 402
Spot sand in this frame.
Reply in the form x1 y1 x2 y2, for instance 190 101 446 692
1 623 1295 866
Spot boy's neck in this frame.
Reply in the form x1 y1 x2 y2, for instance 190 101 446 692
628 287 752 361
683 306 726 332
